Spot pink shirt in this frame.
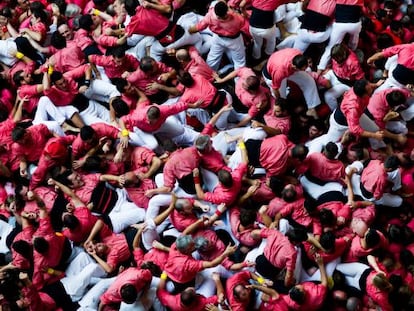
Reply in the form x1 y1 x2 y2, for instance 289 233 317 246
164 243 204 283
44 76 78 107
230 208 261 247
344 230 388 262
134 248 169 270
382 43 414 70
122 101 188 132
89 54 139 79
226 270 253 311
204 163 247 205
0 118 15 151
62 207 98 243
102 233 131 270
170 209 198 232
259 134 294 177
266 49 302 89
261 228 297 272
127 62 172 95
157 289 217 311
100 267 152 305
185 47 215 81
162 147 200 189
340 88 369 137
335 0 363 5
367 88 409 128
306 0 336 16
50 43 85 74
279 198 314 229
332 49 364 82
361 160 387 200
196 7 245 37
302 152 345 182
176 74 216 109
18 84 40 114
73 173 101 203
126 6 170 36
284 282 327 311
12 226 35 270
72 29 95 51
317 201 351 222
365 271 393 311
263 115 291 135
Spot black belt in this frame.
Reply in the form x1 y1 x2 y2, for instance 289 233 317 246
334 108 348 126
304 171 328 186
333 71 355 87
218 32 241 39
360 182 373 199
262 61 271 80
392 63 414 86
250 7 274 29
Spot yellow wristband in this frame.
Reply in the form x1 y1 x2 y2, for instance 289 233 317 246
160 272 168 280
48 65 54 75
121 129 129 137
47 268 55 275
93 9 101 15
257 277 264 285
238 142 246 150
15 51 24 59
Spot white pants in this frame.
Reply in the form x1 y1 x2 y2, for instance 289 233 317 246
293 26 332 53
77 277 116 310
127 35 155 60
79 100 111 125
83 79 120 103
323 70 351 111
0 219 12 254
318 21 362 71
0 38 17 67
335 262 369 290
249 25 277 59
120 287 157 311
299 175 344 200
109 188 146 233
34 96 78 124
61 251 106 301
207 34 246 71
300 257 340 282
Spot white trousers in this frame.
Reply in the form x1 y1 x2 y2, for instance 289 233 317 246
77 277 115 310
318 21 362 71
249 25 277 59
83 79 120 103
34 96 78 124
299 175 344 200
0 38 17 67
335 262 369 290
293 26 332 53
79 100 111 125
323 70 351 111
207 34 246 71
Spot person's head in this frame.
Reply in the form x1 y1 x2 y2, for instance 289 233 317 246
308 119 326 139
292 54 308 71
51 31 67 49
331 43 350 64
384 155 400 171
346 296 362 311
384 0 397 18
176 49 191 64
324 142 339 160
195 135 212 153
291 144 308 161
281 184 297 202
364 228 380 249
12 70 32 87
353 79 371 97
214 1 228 19
11 127 27 143
58 23 73 41
78 14 94 31
111 97 130 117
386 90 406 108
268 176 284 196
320 231 336 251
176 235 195 254
112 46 126 66
372 273 393 292
112 78 135 95
147 106 161 124
289 286 306 304
218 169 233 188
178 71 195 87
33 236 49 254
194 236 212 252
319 208 336 227
390 20 404 37
180 288 197 306
239 208 257 227
243 75 260 93
286 227 308 245
67 171 85 188
62 213 80 230
94 242 109 257
80 125 97 143
50 71 68 90
120 284 138 304
112 0 127 15
233 284 251 302
31 7 47 24
11 240 32 260
175 199 193 215
140 56 156 73
273 99 289 117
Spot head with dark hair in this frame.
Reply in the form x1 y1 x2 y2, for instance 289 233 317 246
112 46 126 67
51 31 67 49
239 208 257 227
83 156 105 172
286 227 308 244
384 155 400 171
11 240 32 260
289 286 306 304
13 70 32 87
331 44 349 65
141 261 162 277
33 236 49 254
214 1 228 18
291 144 308 161
364 229 380 249
308 118 326 139
319 208 336 227
320 231 336 251
195 135 211 153
62 213 80 230
50 71 64 84
353 80 369 97
178 71 195 87
387 224 403 243
180 288 197 306
372 273 393 292
80 125 96 142
112 77 129 93
111 97 130 117
233 284 251 302
377 33 394 50
386 90 406 108
281 184 297 202
124 0 139 16
120 284 138 304
292 54 308 70
268 176 284 196
244 75 260 92
390 20 403 33
31 7 48 24
324 142 339 160
79 14 94 31
140 56 156 73
218 169 233 188
304 196 318 215
11 127 27 143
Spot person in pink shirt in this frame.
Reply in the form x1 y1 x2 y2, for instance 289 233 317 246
98 267 152 309
252 99 291 136
323 44 365 111
344 228 389 263
10 211 36 271
175 47 215 82
88 46 140 81
189 1 246 70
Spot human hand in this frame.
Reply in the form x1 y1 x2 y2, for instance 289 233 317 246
193 167 199 177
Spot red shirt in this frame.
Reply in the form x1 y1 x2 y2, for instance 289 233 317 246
49 43 85 74
18 84 41 114
230 208 261 247
100 267 152 305
260 294 289 311
157 289 218 311
127 61 172 96
382 43 414 70
266 49 302 90
126 6 170 36
196 7 245 37
204 163 247 206
226 270 253 311
44 77 78 107
259 134 294 177
170 209 198 232
332 49 364 82
89 54 139 79
263 115 291 135
176 74 216 109
284 282 327 311
133 248 169 270
62 207 98 243
73 173 101 203
184 47 215 81
301 152 345 183
344 230 388 262
365 271 393 311
306 0 336 16
164 243 204 284
261 228 297 272
317 201 351 222
360 160 387 200
340 88 369 137
12 225 35 270
102 233 131 270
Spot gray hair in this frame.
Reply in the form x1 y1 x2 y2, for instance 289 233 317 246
194 236 209 252
195 135 210 152
176 235 194 253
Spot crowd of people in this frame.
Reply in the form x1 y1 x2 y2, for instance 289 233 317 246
1 0 414 310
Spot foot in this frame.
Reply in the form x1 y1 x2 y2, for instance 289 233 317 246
62 122 80 133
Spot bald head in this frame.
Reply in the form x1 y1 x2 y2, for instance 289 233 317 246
176 49 191 63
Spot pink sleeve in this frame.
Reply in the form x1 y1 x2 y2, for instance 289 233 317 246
163 165 175 189
64 64 90 80
196 13 211 32
346 107 364 136
95 34 119 47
